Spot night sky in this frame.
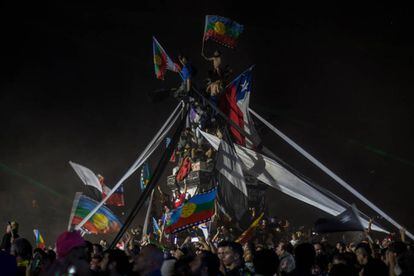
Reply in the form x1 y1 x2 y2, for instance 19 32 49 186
1 1 413 243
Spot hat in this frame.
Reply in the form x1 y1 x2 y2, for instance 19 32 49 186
56 231 86 258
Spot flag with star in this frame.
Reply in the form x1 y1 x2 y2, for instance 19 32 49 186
219 65 260 148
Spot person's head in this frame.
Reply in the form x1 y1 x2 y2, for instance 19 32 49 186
90 254 102 271
189 250 220 276
276 241 289 256
336 242 346 253
217 241 228 261
179 55 188 65
101 249 130 274
56 231 87 260
99 239 107 249
174 189 181 197
6 221 18 234
11 238 32 261
347 242 356 252
355 243 372 265
218 242 243 270
294 243 315 270
92 243 103 255
253 249 279 276
213 50 221 57
133 244 164 274
332 254 347 265
313 242 324 256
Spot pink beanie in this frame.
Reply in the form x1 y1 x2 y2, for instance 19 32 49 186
56 231 86 258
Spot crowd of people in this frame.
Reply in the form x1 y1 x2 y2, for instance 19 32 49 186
2 47 413 276
1 218 414 275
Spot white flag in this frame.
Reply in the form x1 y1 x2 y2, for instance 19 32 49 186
69 161 103 193
216 140 248 197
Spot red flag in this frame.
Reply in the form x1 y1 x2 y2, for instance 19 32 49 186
99 175 125 207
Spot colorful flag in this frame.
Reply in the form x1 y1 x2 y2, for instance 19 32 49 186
219 66 260 148
153 36 180 80
203 15 244 49
69 161 103 193
165 188 217 234
235 213 264 244
68 192 122 234
140 162 151 191
33 229 45 249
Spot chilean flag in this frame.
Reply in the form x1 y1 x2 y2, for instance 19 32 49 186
219 66 260 148
99 175 125 207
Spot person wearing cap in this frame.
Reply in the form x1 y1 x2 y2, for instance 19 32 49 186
46 230 90 275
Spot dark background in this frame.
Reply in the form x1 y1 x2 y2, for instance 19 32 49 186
1 1 413 244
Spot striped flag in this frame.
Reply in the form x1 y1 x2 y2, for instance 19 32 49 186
33 229 45 249
235 213 264 245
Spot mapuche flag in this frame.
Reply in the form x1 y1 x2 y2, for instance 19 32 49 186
153 36 180 80
203 15 244 49
69 193 123 234
165 188 217 234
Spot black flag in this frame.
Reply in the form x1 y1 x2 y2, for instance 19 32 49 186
314 205 364 233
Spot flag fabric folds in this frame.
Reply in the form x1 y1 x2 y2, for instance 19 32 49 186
165 188 217 234
198 129 387 234
216 139 248 196
153 37 180 80
140 162 151 191
69 161 103 193
69 192 123 234
203 15 244 49
314 205 365 233
102 184 125 206
236 213 264 244
219 66 260 148
33 229 45 249
99 175 125 207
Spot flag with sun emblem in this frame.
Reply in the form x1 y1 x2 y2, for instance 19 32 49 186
203 15 244 49
68 192 123 234
153 36 180 80
165 188 217 234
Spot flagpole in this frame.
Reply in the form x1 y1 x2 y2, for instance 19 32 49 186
249 108 414 240
159 215 166 243
109 106 189 249
141 189 155 240
74 102 183 231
